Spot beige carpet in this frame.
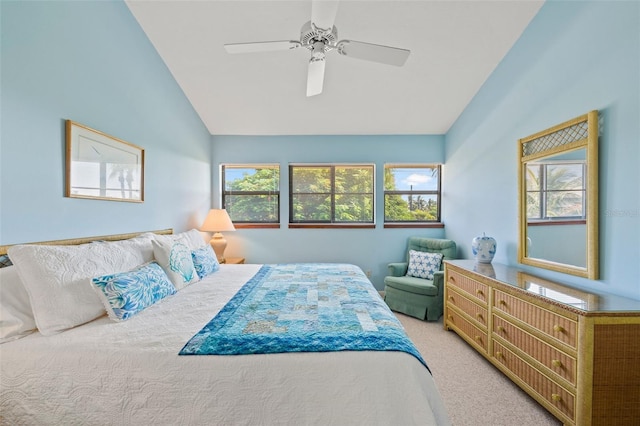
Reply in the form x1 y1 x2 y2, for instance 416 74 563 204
396 313 562 426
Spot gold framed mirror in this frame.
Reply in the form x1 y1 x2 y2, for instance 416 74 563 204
518 110 598 279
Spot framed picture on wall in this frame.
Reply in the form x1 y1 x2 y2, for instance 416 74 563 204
65 120 144 202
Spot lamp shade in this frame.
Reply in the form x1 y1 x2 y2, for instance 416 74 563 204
201 209 236 232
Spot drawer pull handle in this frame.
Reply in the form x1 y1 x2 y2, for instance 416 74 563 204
552 359 562 368
498 300 507 306
475 336 482 342
497 325 505 333
476 313 483 320
551 394 562 402
449 276 456 284
495 351 503 359
553 325 565 333
448 295 455 301
476 289 484 296
447 315 453 320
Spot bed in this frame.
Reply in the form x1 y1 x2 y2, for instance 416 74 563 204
0 229 450 425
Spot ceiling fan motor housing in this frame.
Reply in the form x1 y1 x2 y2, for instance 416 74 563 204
300 21 338 52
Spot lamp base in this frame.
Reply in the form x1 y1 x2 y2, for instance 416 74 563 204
210 232 227 264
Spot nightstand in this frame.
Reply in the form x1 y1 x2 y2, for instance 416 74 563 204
224 257 245 264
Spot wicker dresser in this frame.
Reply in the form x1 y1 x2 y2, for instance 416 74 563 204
443 260 640 426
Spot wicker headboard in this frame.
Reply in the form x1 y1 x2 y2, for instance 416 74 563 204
0 228 173 261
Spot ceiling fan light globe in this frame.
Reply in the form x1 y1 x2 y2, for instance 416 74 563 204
311 41 326 59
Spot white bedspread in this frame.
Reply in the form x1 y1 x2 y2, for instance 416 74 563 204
0 264 450 425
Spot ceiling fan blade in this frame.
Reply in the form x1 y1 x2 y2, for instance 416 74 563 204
306 58 326 97
337 40 410 66
311 0 339 32
224 40 301 54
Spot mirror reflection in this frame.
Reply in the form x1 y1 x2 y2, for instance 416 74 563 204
525 149 587 268
518 111 598 279
517 272 599 311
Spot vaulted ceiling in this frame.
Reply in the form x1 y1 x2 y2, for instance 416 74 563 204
125 0 544 135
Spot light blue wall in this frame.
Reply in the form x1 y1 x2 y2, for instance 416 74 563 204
1 0 212 244
212 135 446 289
445 0 640 299
4 0 637 299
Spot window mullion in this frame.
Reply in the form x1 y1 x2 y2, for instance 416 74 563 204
582 163 587 219
330 166 336 223
541 164 548 219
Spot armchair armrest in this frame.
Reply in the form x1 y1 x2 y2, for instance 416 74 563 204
387 262 408 277
433 271 445 294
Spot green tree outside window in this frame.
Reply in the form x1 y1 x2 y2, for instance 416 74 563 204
290 165 374 223
384 165 441 222
222 165 280 223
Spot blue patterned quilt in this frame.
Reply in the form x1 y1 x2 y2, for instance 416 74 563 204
179 263 429 372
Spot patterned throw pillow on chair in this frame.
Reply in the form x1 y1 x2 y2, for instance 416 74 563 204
406 250 444 280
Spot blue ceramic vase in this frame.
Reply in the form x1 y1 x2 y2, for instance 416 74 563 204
472 233 496 264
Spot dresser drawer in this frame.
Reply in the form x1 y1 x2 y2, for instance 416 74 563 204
493 315 576 386
446 308 488 353
493 341 575 421
493 289 577 348
447 270 488 305
447 288 488 328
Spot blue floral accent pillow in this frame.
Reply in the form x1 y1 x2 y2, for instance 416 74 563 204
91 262 176 321
406 250 444 280
191 245 220 279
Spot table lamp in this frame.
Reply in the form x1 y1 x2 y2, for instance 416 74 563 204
201 209 236 263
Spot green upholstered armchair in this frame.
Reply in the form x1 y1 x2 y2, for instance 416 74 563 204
384 237 457 321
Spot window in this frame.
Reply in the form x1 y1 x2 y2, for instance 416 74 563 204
384 164 441 226
222 164 280 226
526 161 586 221
289 164 374 227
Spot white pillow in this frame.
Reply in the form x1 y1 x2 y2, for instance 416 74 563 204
406 250 444 280
164 229 206 250
0 266 37 343
152 235 200 290
7 233 155 335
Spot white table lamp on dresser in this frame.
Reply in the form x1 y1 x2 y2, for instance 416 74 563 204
201 209 236 263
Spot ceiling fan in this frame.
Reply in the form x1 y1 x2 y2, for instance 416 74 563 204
224 0 410 97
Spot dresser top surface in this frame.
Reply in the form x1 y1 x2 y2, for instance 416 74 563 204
445 260 640 313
